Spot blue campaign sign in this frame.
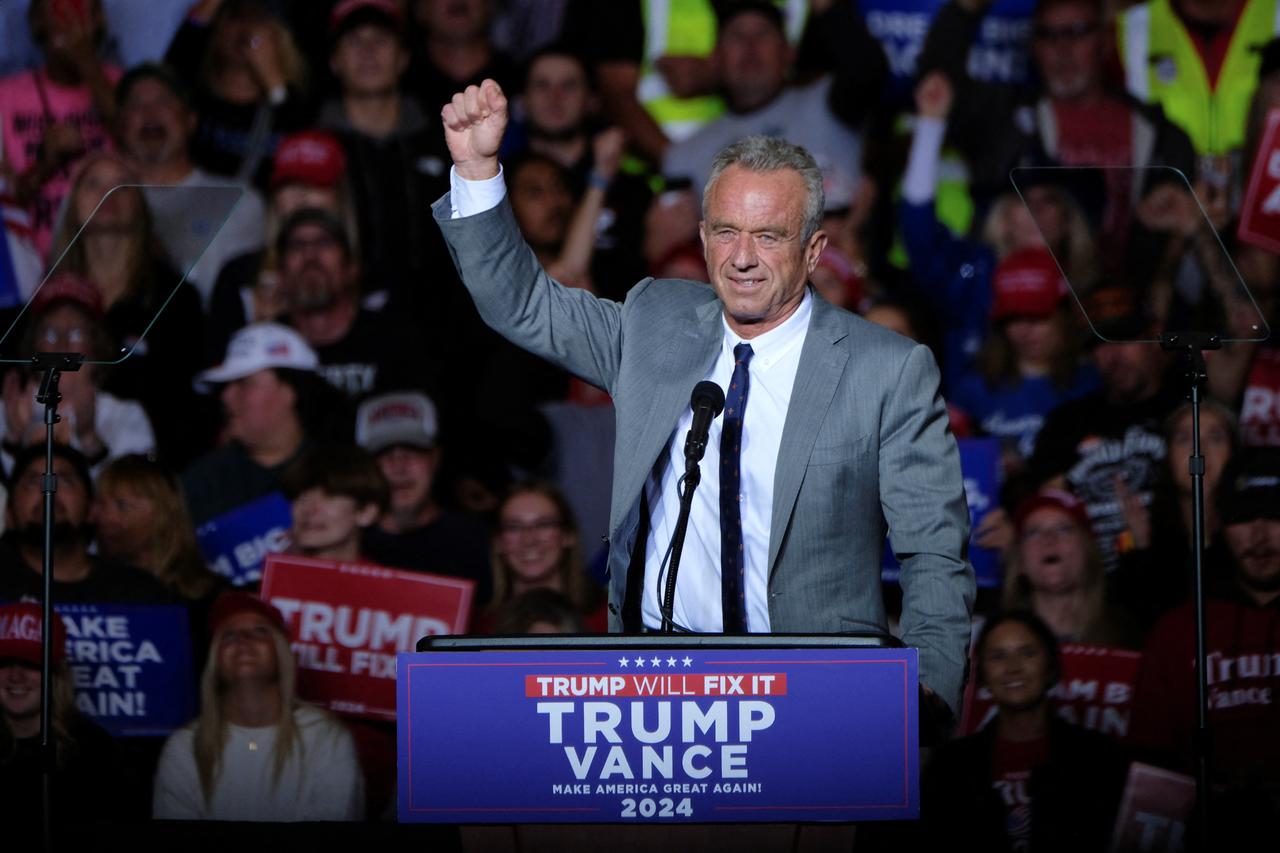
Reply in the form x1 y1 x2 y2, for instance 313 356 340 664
398 646 918 823
861 0 1036 107
195 491 292 587
57 603 195 737
884 437 1002 588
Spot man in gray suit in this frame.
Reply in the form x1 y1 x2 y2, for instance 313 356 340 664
437 80 974 717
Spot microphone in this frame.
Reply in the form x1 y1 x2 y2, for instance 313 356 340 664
683 380 725 475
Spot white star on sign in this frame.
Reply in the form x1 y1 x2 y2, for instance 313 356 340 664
682 656 693 667
650 656 661 667
618 657 629 667
667 657 677 667
634 657 645 667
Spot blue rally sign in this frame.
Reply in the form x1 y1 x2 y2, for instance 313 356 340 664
195 491 292 587
57 603 195 737
398 647 918 823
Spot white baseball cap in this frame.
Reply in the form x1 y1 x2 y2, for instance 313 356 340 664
196 322 319 389
356 391 439 453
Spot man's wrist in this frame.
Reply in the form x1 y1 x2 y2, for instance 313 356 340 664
454 158 501 182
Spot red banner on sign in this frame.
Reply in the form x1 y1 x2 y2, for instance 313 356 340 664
958 644 1142 741
261 554 473 720
1238 108 1280 254
1109 762 1194 853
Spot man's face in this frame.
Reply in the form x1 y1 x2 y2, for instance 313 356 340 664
700 164 825 338
714 12 792 111
331 22 406 97
510 160 572 251
279 223 356 314
376 445 439 523
1031 1 1104 101
6 456 90 540
1225 517 1280 601
220 369 297 449
1093 340 1164 405
118 78 194 169
524 54 590 138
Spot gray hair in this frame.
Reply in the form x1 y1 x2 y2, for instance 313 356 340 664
702 135 825 242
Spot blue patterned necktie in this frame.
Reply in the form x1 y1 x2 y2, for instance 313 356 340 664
720 342 753 632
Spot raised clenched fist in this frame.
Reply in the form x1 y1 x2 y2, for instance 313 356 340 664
442 79 508 181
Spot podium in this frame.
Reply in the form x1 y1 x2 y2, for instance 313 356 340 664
399 634 918 851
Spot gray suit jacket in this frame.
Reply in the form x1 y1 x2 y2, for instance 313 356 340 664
435 195 975 713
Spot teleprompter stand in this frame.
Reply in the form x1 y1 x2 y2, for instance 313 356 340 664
1160 331 1219 850
31 351 84 853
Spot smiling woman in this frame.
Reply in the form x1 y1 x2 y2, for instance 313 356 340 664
919 610 1130 851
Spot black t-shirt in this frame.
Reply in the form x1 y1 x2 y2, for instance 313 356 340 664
101 271 215 470
312 307 441 403
180 441 303 529
2 714 138 842
0 539 176 604
361 511 492 605
1024 384 1183 570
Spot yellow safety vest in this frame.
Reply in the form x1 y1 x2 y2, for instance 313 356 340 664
638 0 809 143
1118 0 1280 156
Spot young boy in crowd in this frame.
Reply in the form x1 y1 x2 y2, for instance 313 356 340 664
279 443 388 563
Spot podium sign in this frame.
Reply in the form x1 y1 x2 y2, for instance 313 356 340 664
398 644 918 823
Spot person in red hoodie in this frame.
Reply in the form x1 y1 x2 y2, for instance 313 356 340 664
1131 445 1280 825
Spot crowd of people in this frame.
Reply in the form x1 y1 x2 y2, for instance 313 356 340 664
0 0 1277 845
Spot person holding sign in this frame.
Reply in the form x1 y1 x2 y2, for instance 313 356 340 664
152 592 364 821
0 601 134 840
436 79 973 719
920 610 1129 851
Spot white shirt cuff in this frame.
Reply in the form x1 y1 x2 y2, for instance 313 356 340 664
449 164 506 219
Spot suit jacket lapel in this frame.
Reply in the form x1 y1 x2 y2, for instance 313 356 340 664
610 298 722 534
768 294 849 576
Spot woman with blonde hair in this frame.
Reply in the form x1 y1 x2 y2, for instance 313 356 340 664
94 454 222 602
152 592 363 821
48 151 209 467
1002 489 1140 649
482 481 606 633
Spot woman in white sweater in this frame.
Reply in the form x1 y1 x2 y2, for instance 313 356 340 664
153 592 364 821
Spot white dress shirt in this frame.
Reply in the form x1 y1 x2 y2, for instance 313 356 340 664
449 166 809 632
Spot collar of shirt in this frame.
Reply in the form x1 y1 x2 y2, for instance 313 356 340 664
720 288 813 371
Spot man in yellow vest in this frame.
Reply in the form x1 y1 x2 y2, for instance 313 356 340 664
1118 0 1280 167
573 0 808 164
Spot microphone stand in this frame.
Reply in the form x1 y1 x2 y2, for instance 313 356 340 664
1160 330 1217 850
660 465 700 634
31 351 84 852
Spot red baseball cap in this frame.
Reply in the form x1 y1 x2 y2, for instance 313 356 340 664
30 271 105 319
1014 488 1091 534
207 592 288 639
990 248 1068 321
0 602 66 665
269 130 347 191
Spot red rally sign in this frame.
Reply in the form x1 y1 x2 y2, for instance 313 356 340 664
261 554 473 720
958 644 1142 742
1238 108 1280 254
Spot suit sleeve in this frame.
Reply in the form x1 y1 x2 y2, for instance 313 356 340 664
432 193 625 393
880 343 975 715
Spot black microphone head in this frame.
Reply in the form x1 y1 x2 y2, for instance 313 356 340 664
691 380 725 416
